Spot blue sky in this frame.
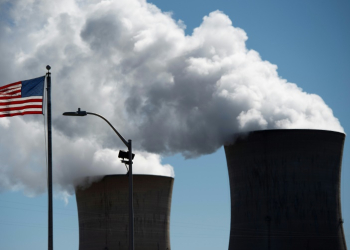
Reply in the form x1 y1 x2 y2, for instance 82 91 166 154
0 0 349 249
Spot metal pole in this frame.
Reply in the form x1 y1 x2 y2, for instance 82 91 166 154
128 140 134 250
46 65 53 250
63 110 134 249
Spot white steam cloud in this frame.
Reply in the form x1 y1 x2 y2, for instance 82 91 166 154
0 0 343 195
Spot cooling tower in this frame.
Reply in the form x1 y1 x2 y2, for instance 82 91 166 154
75 174 174 250
224 129 347 250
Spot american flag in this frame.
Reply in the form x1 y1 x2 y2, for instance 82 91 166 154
0 76 45 118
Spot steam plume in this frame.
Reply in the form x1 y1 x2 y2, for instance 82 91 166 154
0 0 343 195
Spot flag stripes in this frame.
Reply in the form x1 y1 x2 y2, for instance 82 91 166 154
0 77 45 117
0 81 21 90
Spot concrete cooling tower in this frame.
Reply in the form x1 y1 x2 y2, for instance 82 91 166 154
224 129 347 250
75 174 174 250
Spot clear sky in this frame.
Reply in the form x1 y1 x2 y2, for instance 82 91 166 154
0 0 349 249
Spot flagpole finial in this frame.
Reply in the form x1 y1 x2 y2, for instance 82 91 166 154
46 65 51 72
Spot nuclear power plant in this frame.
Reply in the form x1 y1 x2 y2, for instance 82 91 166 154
75 174 174 250
74 129 347 250
225 129 347 250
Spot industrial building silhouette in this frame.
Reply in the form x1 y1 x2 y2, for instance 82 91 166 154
76 175 173 250
225 129 347 250
75 129 347 250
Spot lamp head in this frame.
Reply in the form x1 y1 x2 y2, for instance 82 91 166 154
62 108 87 116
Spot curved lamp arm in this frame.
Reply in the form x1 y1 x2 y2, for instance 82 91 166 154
63 108 129 147
86 112 128 147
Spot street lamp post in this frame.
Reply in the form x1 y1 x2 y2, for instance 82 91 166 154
63 108 134 250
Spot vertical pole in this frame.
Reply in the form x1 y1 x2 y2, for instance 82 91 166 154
128 140 134 250
46 65 53 250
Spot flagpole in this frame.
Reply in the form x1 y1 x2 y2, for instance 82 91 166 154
46 65 53 250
